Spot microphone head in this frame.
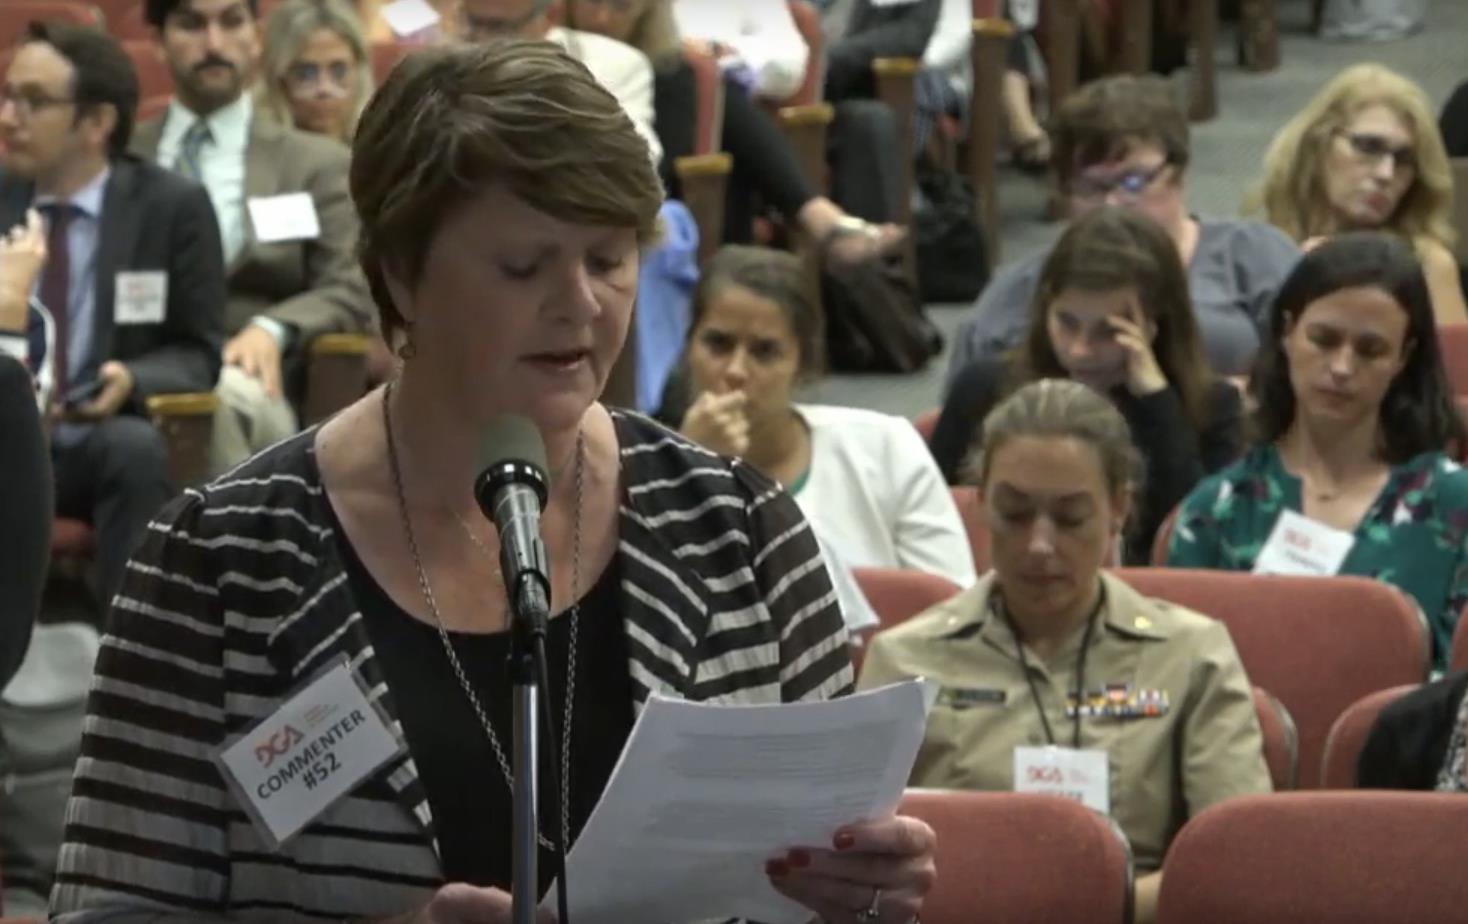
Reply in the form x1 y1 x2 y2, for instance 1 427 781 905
474 415 550 513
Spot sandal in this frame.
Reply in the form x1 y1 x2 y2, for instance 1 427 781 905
1012 132 1052 175
819 215 907 267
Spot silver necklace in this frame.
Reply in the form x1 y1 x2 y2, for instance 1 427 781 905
383 382 582 852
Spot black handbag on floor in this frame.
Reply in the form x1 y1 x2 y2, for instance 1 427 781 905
822 252 943 374
913 165 991 304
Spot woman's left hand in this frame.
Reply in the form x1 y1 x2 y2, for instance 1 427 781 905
1109 311 1168 397
767 816 936 924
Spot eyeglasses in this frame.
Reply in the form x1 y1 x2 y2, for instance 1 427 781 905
1339 131 1417 174
0 85 75 120
284 61 354 97
1069 160 1172 202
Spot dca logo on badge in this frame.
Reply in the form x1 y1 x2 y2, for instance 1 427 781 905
254 725 304 768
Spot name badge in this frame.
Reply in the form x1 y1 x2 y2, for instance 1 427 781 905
1252 509 1355 577
114 271 167 325
380 0 440 37
1014 746 1110 815
216 659 401 849
936 686 1007 709
247 192 321 244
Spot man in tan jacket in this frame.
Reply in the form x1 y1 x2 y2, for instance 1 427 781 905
134 0 372 473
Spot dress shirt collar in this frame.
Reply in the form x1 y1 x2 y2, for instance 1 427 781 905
161 92 253 155
33 163 110 219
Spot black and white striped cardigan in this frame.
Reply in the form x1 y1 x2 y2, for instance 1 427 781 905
51 409 853 922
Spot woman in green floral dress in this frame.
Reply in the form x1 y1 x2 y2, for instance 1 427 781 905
1167 233 1468 670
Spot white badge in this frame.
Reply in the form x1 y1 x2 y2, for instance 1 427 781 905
114 271 167 325
1014 746 1110 815
247 192 321 244
1252 508 1355 577
1009 0 1039 30
216 660 402 849
380 0 441 37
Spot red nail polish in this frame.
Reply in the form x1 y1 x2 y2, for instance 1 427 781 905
833 831 855 850
766 858 789 878
787 848 810 868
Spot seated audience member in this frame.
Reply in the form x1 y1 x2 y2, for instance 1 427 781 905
673 245 977 585
564 0 901 264
457 0 663 164
0 219 52 688
259 0 374 145
822 0 939 104
1358 670 1468 790
137 0 374 475
49 42 937 920
932 207 1242 562
670 0 808 102
947 75 1301 388
1439 76 1468 158
1252 63 1466 325
1167 234 1468 671
0 23 226 611
861 378 1271 924
360 0 455 43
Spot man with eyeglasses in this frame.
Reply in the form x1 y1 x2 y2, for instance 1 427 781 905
458 0 662 165
0 21 226 614
944 74 1302 394
131 0 373 475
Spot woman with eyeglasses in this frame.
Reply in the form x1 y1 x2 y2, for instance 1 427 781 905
259 0 375 145
946 75 1301 389
1166 234 1468 673
1251 64 1466 326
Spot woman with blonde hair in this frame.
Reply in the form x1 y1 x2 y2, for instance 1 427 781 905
1251 63 1465 324
259 0 375 143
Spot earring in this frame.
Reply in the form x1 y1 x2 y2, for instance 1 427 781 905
397 321 417 360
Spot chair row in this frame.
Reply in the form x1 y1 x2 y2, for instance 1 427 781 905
907 788 1468 924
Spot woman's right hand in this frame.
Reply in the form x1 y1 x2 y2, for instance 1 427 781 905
0 209 46 332
681 390 751 457
384 883 555 924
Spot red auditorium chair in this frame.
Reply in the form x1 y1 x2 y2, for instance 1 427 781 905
121 39 171 118
1114 569 1431 789
901 789 1132 924
1251 685 1299 791
850 567 962 671
1148 504 1179 564
93 0 152 40
1453 607 1468 671
0 2 103 47
370 40 408 83
911 408 939 444
1320 684 1419 789
1157 792 1468 924
1439 323 1468 395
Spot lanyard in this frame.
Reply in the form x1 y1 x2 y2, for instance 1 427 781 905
996 587 1105 750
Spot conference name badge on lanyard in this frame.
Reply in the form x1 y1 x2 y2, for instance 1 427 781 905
1251 509 1355 577
215 657 402 850
1014 746 1110 815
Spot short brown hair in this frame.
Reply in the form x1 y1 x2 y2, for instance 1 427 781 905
1014 206 1213 432
688 245 826 379
351 40 664 339
1051 74 1190 194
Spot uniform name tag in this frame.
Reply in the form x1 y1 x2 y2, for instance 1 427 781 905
1252 509 1355 577
114 271 167 325
937 686 1007 709
1014 746 1110 815
217 661 401 849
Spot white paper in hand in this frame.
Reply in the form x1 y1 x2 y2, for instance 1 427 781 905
543 680 932 924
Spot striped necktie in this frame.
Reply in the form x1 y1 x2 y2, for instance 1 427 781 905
174 119 212 180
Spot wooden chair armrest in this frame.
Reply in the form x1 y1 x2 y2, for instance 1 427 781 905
674 154 733 265
969 18 1014 261
871 58 920 226
304 332 372 426
147 391 219 488
775 103 835 192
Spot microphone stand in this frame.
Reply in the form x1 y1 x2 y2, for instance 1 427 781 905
508 578 550 924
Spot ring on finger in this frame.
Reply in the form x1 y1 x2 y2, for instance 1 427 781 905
856 886 882 922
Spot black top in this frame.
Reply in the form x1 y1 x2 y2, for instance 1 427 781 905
930 356 1244 564
1358 670 1468 790
0 356 48 687
1440 79 1468 159
336 517 634 897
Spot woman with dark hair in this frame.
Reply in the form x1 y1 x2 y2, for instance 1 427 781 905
674 245 976 587
931 206 1242 563
1167 232 1468 670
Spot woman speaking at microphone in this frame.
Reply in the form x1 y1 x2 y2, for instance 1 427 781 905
50 41 935 924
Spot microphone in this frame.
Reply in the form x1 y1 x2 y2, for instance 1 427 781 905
473 416 552 631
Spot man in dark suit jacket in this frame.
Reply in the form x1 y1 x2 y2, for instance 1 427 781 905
0 21 226 610
133 0 373 474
